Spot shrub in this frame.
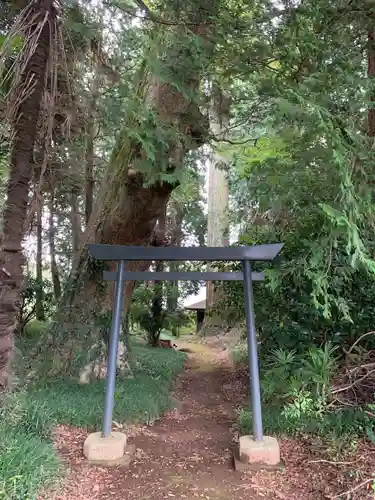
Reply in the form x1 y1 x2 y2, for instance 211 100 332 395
236 342 369 443
23 320 47 339
261 343 338 408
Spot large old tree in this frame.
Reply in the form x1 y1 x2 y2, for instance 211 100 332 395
0 0 57 386
49 0 222 370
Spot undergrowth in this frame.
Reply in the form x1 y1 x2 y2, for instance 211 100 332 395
232 343 372 453
0 339 186 499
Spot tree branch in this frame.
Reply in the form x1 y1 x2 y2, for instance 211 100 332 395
211 136 260 146
113 0 210 27
329 477 373 499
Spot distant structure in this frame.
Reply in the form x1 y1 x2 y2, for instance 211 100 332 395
183 286 206 332
185 297 206 332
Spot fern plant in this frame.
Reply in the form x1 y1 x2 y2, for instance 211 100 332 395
302 342 338 406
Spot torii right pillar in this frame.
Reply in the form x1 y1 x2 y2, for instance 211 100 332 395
233 259 282 471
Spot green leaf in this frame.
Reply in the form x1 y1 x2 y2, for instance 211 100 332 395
319 204 348 226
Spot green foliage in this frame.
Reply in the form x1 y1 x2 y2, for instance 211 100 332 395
0 392 55 440
23 320 47 340
0 431 60 500
130 278 196 345
0 339 186 497
235 339 375 454
212 0 375 359
237 405 369 446
18 276 55 335
236 343 369 444
219 239 375 353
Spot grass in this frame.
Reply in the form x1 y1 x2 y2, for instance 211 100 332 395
237 405 370 458
28 344 186 428
229 342 248 368
237 393 370 449
0 340 187 499
0 393 62 500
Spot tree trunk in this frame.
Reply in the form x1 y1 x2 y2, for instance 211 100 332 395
167 203 184 316
148 207 167 345
70 188 82 257
0 0 56 387
48 191 61 301
35 202 45 321
84 74 101 226
368 29 375 136
206 86 231 308
85 131 95 226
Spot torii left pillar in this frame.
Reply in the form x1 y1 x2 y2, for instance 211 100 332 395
83 261 134 466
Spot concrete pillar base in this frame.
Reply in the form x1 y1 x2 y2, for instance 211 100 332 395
232 435 283 472
83 431 135 467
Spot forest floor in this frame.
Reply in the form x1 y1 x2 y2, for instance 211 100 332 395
46 339 375 500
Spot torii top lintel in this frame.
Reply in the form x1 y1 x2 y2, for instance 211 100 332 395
87 243 284 262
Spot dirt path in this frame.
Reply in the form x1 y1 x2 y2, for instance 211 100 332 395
52 342 262 500
50 341 375 500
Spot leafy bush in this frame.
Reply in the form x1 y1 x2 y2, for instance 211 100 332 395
235 342 371 443
215 233 375 357
23 319 47 340
262 343 337 407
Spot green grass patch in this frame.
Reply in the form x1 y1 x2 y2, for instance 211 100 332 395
27 343 186 428
1 341 186 498
0 429 61 500
0 393 62 499
237 405 369 454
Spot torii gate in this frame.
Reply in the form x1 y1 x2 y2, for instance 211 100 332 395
83 243 283 469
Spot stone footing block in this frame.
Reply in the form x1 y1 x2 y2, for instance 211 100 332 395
83 432 134 467
232 435 283 472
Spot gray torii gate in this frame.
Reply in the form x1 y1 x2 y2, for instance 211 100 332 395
87 243 283 444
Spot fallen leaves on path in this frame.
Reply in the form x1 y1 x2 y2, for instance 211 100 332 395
249 437 375 499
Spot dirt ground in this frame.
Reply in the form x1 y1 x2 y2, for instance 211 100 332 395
47 340 375 500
